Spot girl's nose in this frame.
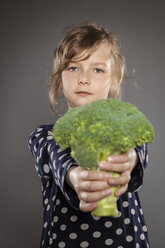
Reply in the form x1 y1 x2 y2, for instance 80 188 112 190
78 71 90 85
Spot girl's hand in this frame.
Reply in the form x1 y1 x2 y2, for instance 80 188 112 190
98 148 139 197
66 166 111 212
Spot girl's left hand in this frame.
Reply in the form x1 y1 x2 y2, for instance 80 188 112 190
98 149 139 197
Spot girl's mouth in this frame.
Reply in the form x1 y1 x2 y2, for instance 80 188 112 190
75 91 92 96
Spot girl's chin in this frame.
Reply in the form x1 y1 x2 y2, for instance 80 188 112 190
67 99 94 108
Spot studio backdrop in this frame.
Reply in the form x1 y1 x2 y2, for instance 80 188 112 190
1 0 164 247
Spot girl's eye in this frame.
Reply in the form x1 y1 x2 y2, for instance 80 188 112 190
94 68 104 73
68 66 78 71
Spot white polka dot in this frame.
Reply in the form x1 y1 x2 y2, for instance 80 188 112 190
51 151 54 160
126 235 133 242
60 224 66 231
124 218 130 225
80 241 89 247
43 164 50 173
123 201 129 207
104 221 112 228
105 239 113 245
93 231 101 238
58 242 66 248
47 204 50 211
128 192 132 198
53 233 57 239
56 199 60 205
135 200 138 206
118 211 122 217
136 243 140 248
61 207 68 213
70 215 78 222
138 217 141 223
140 233 145 240
116 228 123 235
49 238 53 245
42 240 44 246
44 198 48 205
80 223 89 230
69 233 77 239
92 215 101 220
57 147 66 153
131 208 135 215
44 222 48 228
134 225 138 232
48 231 50 236
46 181 50 188
53 216 59 222
117 246 124 248
140 208 143 215
34 145 37 152
142 225 147 232
146 153 148 163
39 137 44 144
59 154 67 160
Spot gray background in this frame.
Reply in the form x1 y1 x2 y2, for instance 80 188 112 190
1 0 164 247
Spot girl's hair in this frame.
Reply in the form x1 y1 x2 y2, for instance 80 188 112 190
48 22 125 112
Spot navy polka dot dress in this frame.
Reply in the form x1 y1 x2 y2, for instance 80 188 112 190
28 124 150 248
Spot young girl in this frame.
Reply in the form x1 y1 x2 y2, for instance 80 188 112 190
29 22 150 248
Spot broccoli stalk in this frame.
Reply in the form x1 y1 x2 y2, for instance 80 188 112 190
53 99 154 217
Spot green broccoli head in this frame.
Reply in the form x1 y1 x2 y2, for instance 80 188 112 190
53 99 154 169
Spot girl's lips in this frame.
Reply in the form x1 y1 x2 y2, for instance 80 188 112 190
75 91 92 96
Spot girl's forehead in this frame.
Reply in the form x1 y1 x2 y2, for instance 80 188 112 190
71 42 111 62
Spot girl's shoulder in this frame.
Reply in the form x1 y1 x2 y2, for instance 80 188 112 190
37 124 54 131
29 124 54 142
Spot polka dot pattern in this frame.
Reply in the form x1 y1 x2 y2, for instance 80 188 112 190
28 125 150 248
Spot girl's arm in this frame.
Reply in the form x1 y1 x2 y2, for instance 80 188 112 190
28 125 80 209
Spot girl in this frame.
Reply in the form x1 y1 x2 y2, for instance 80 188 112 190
29 22 150 248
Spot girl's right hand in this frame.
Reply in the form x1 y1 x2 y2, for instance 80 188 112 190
66 166 112 212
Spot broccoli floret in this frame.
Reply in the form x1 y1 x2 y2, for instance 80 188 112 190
53 99 155 217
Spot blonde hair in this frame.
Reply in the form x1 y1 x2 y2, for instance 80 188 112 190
48 22 125 112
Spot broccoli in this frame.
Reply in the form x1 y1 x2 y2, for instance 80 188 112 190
53 98 154 217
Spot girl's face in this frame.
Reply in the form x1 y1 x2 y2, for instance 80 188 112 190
61 42 112 108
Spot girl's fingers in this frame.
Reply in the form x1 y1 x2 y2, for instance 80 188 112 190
99 161 130 173
80 169 110 181
115 183 128 197
79 188 112 203
79 180 110 192
98 149 138 173
107 171 130 186
79 200 98 212
107 149 136 163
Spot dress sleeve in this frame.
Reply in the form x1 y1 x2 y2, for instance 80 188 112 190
127 144 149 192
28 124 80 210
